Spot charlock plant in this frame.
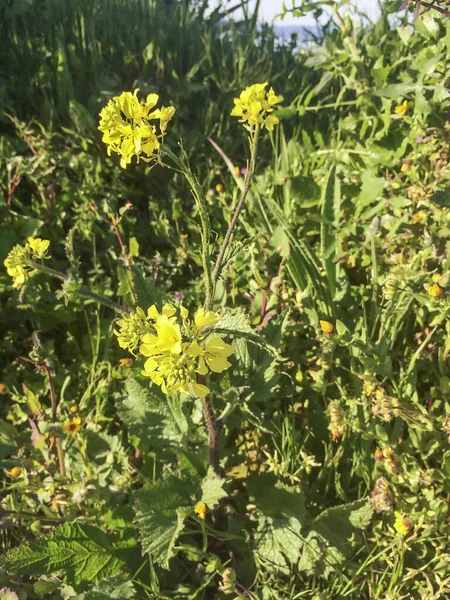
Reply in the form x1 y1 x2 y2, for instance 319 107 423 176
3 83 284 476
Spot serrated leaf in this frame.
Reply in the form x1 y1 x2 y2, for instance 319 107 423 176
117 379 188 448
254 516 303 574
133 473 199 569
247 474 309 522
87 576 136 599
1 524 134 585
130 265 165 309
299 499 373 577
215 309 281 358
201 468 227 508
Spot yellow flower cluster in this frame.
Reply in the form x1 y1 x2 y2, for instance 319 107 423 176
231 82 283 132
98 89 175 169
4 237 50 288
115 304 233 398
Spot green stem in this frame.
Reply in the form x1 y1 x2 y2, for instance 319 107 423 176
162 147 213 309
31 262 130 314
212 127 259 297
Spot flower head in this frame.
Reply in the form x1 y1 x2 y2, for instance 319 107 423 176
114 307 149 353
231 82 283 132
26 237 50 259
98 89 175 169
4 238 51 288
394 511 412 535
428 283 443 299
320 320 334 335
395 101 408 116
63 417 81 435
194 500 207 519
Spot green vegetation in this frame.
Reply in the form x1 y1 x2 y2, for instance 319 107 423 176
1 1 450 598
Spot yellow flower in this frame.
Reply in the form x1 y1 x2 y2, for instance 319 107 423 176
98 89 175 169
194 500 207 519
141 315 182 356
6 264 28 288
412 211 427 222
26 237 50 259
231 82 284 131
215 183 224 193
320 320 334 335
428 283 443 299
195 337 234 374
4 244 31 288
0 383 6 394
6 466 22 478
234 165 241 176
69 404 78 413
401 161 411 173
194 307 221 334
394 511 412 535
395 101 408 116
63 417 81 435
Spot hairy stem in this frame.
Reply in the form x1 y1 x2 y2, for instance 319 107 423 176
162 147 213 309
198 376 222 475
212 127 259 293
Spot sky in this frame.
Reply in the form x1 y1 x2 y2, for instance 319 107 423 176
209 1 380 25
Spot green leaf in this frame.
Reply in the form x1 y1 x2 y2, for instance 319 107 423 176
201 468 227 508
358 169 385 210
247 474 309 522
0 524 134 585
133 473 198 569
215 309 280 357
299 499 373 577
130 265 165 309
117 379 189 448
128 237 139 258
320 165 341 297
254 516 303 574
87 576 136 599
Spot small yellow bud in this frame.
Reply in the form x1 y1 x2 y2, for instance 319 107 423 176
235 165 241 176
119 358 132 367
428 283 443 299
194 500 207 520
0 383 7 394
69 404 78 413
215 183 224 193
6 466 22 478
320 320 334 335
394 100 408 116
394 511 412 535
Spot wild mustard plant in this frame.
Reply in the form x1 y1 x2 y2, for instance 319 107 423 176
99 83 283 468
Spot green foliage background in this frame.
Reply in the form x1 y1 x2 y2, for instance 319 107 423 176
1 0 450 598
